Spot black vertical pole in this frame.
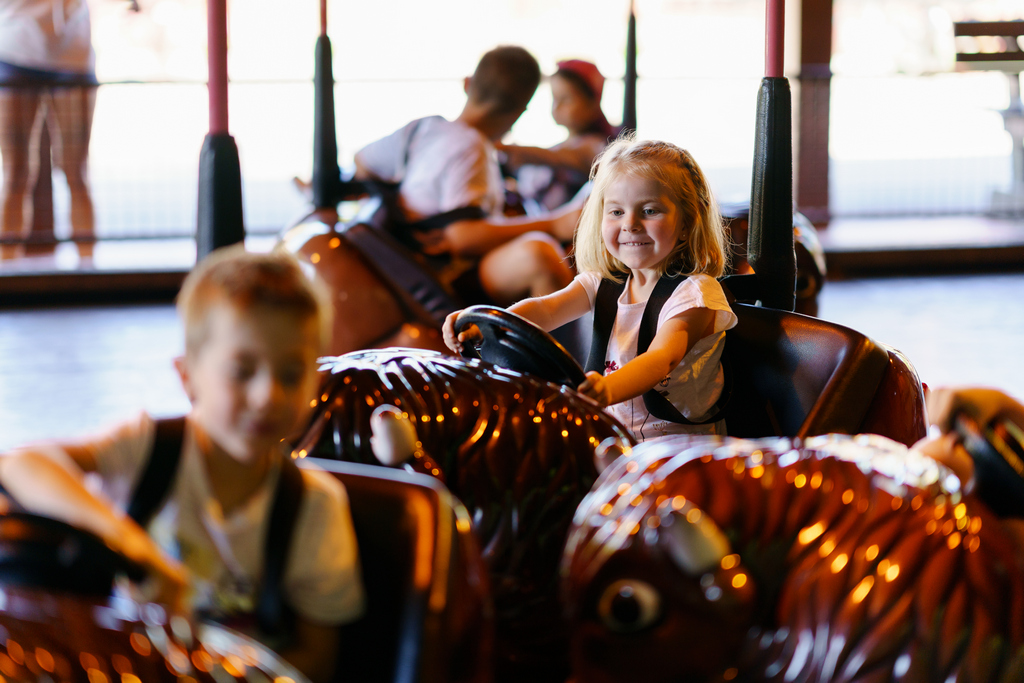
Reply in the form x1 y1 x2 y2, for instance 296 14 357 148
621 0 637 135
748 0 795 311
312 31 341 208
196 135 244 259
196 0 244 260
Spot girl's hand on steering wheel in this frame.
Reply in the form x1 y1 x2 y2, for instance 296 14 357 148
578 371 613 407
442 311 481 355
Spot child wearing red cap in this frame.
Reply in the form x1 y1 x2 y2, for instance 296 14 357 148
500 59 621 213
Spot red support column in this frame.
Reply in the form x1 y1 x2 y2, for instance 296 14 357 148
207 0 229 135
766 0 786 77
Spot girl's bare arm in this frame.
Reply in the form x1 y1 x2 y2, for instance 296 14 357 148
442 280 591 354
578 307 715 406
499 141 600 175
423 200 581 258
509 279 592 331
499 135 606 173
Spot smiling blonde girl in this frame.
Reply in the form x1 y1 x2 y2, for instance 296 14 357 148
445 137 737 441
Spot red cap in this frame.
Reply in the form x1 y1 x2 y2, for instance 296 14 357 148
556 59 605 101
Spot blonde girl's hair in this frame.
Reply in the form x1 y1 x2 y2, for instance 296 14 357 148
573 136 728 281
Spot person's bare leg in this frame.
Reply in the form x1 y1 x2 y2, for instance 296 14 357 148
478 232 573 306
0 87 42 258
49 85 96 258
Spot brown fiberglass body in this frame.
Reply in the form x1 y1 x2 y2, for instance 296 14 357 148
564 434 1024 683
294 348 634 683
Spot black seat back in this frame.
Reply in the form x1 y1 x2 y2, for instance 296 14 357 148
303 459 491 683
722 303 890 438
343 197 464 326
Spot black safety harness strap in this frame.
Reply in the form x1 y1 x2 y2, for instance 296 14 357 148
365 116 490 248
584 275 731 425
126 416 186 525
126 417 305 637
584 278 626 375
255 456 305 637
406 204 487 232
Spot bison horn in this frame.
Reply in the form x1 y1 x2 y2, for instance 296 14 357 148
369 404 420 466
663 506 731 576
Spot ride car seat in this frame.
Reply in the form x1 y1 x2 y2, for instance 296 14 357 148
345 196 466 326
279 200 452 355
721 302 892 439
720 204 827 317
306 459 492 683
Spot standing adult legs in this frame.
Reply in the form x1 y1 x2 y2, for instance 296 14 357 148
0 86 43 258
48 84 97 257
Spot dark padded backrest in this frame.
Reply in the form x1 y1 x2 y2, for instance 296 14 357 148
722 303 890 438
302 459 489 683
343 197 464 326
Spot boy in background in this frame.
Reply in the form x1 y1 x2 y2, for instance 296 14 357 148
0 247 364 683
355 45 581 306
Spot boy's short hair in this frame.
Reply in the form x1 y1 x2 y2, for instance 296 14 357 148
467 46 541 116
574 136 729 281
177 245 333 357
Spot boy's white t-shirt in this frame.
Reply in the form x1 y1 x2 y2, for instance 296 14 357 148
575 271 738 442
62 412 365 628
354 115 505 221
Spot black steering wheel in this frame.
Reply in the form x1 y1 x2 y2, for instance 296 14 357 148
0 512 147 596
455 305 587 387
955 412 1024 518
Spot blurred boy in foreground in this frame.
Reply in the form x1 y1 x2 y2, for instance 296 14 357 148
0 247 364 683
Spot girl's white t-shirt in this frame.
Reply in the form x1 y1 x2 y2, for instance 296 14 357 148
575 271 738 442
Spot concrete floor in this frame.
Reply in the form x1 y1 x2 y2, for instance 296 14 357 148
817 273 1024 397
2 271 1023 451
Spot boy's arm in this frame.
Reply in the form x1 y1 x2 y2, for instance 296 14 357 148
578 308 715 406
419 200 582 257
0 449 187 606
277 618 338 683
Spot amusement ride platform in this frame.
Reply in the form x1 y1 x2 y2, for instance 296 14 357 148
1 215 1022 305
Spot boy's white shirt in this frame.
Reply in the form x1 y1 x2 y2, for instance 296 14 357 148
575 271 738 442
355 115 505 221
38 411 364 626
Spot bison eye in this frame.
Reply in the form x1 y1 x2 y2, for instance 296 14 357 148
597 579 661 633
